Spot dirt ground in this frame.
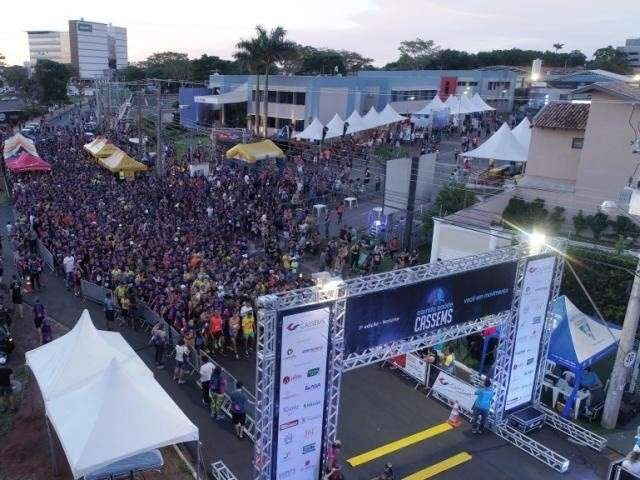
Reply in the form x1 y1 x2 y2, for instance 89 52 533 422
0 311 193 480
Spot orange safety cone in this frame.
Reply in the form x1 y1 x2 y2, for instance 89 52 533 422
447 401 462 427
24 275 33 294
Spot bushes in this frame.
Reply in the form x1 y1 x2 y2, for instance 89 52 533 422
501 197 564 233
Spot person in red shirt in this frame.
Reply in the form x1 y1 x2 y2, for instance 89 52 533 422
208 310 224 354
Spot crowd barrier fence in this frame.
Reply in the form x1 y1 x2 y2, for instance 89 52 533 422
607 458 640 480
36 240 55 272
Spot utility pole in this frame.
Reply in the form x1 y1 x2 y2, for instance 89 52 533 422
403 155 420 250
137 90 144 158
602 260 640 428
156 82 163 176
107 81 112 131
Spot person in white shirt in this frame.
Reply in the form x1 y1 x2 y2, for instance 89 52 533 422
206 206 214 218
623 447 640 476
62 253 75 289
199 356 214 408
5 222 13 238
173 339 189 384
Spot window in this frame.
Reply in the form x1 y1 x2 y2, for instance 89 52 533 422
278 91 294 104
294 120 304 131
268 90 277 102
487 81 511 91
295 92 306 105
571 137 584 149
391 90 437 102
267 117 276 128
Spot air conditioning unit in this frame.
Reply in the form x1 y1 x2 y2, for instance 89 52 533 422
618 187 640 215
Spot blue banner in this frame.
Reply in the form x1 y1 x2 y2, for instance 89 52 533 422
345 261 519 354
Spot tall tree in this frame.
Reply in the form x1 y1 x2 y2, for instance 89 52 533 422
117 65 146 82
190 54 239 82
552 43 564 53
142 52 192 80
234 37 263 134
339 50 374 73
235 26 297 136
588 46 633 74
33 59 70 104
397 38 440 69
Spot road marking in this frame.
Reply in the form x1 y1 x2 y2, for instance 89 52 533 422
402 452 472 480
347 423 453 467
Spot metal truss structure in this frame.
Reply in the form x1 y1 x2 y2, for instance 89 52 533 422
254 241 603 479
210 461 238 480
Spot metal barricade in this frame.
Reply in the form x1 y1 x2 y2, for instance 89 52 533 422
37 240 55 272
80 280 114 305
608 458 640 480
210 460 238 480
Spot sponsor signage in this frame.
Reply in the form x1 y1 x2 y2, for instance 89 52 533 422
274 307 331 480
391 352 427 384
345 261 518 354
431 370 477 412
77 22 93 32
505 256 556 411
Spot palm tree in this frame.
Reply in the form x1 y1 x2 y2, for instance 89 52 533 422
234 39 262 135
553 43 564 53
235 26 297 137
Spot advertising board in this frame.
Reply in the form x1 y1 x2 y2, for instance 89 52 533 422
345 261 519 354
391 353 428 384
505 256 556 411
274 306 331 480
431 370 478 413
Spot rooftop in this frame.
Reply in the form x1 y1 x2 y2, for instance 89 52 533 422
572 81 640 101
532 102 590 130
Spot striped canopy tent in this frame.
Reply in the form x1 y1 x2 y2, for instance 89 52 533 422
4 132 38 157
84 137 121 159
5 152 51 173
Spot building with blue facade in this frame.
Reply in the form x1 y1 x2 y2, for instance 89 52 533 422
179 68 519 134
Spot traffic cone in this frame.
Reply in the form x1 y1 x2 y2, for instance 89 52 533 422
447 401 462 427
24 275 33 294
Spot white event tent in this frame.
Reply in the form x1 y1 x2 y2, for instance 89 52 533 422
362 106 381 129
46 359 199 479
471 93 495 112
25 310 152 401
413 95 446 115
325 113 345 139
377 104 406 125
462 122 528 163
295 117 325 140
25 311 199 479
345 110 367 134
511 117 532 152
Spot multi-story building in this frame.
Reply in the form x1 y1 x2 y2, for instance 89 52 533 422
617 38 640 71
68 19 127 80
26 30 71 67
179 68 519 133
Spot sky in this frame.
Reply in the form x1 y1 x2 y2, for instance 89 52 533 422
3 0 639 67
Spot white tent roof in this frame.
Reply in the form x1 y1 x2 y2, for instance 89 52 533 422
25 310 152 401
194 83 248 105
295 118 325 140
512 117 532 152
345 110 367 134
362 106 381 129
444 94 478 115
462 122 528 162
46 359 199 479
471 93 495 112
324 113 345 139
413 95 447 115
377 104 405 124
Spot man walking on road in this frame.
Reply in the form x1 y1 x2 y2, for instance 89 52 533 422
150 322 167 368
32 299 46 344
209 366 227 421
199 355 214 408
104 292 116 331
230 381 247 439
62 252 75 290
9 276 23 320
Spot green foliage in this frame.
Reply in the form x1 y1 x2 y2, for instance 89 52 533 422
141 52 192 80
588 46 632 75
423 184 477 238
561 246 636 325
501 197 565 233
190 54 241 81
573 210 589 236
586 212 609 240
610 215 640 241
117 65 146 82
33 59 70 104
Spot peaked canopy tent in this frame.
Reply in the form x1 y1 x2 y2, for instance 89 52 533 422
362 106 382 129
99 150 148 179
413 95 447 115
295 118 325 141
46 359 199 479
5 152 51 173
324 113 346 139
511 117 532 152
549 296 621 417
4 133 38 158
225 139 285 163
25 310 152 401
84 137 121 159
462 122 528 163
471 93 495 112
443 94 480 115
377 104 406 125
345 110 367 135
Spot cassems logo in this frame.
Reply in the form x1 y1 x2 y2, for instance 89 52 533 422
307 368 320 377
280 420 299 431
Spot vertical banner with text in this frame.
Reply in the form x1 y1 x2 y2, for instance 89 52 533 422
505 255 557 411
274 306 331 480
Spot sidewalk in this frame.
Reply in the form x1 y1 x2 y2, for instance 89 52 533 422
1 206 254 479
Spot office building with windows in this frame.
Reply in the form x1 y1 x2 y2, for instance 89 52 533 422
68 19 127 80
179 68 518 133
26 30 71 67
617 38 640 71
